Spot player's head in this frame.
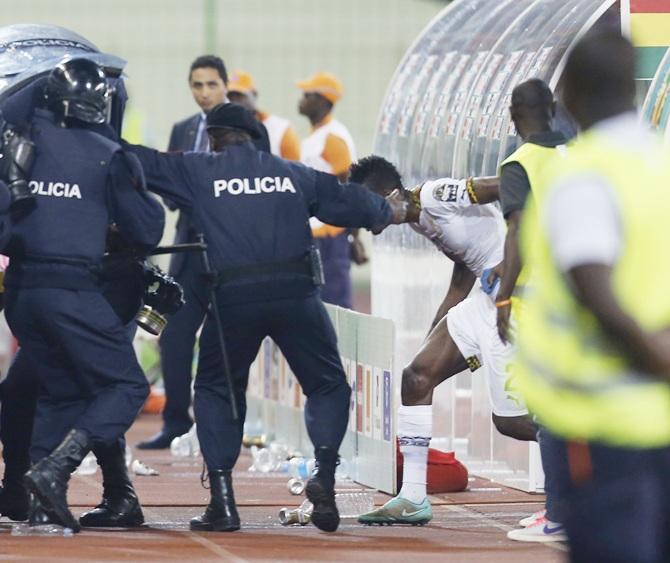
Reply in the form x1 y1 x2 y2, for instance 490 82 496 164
349 156 403 197
561 29 635 130
509 79 555 139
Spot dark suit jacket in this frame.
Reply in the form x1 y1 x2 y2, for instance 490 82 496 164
166 112 272 276
166 113 201 276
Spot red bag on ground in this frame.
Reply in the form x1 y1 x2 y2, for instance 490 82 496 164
397 443 469 493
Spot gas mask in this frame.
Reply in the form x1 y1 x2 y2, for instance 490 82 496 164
135 263 185 336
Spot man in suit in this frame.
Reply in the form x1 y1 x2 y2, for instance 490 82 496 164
138 55 273 449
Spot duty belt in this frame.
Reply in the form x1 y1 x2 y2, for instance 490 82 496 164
213 256 312 286
7 254 103 290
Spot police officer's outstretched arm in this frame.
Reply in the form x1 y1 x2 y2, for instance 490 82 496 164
121 141 195 210
304 168 394 231
108 150 165 252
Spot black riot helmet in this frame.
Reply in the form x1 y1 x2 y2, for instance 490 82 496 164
44 58 111 124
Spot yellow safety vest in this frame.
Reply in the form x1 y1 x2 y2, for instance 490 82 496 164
515 128 670 448
499 141 564 297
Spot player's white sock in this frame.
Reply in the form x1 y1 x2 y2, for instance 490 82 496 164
397 404 432 504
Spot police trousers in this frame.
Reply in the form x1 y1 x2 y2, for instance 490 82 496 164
194 292 351 471
5 287 148 461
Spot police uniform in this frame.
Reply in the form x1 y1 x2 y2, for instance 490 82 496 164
1 107 164 469
124 102 392 532
145 110 274 450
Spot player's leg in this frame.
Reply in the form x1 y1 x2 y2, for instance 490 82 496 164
360 312 469 525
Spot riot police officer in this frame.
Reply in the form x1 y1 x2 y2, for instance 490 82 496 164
1 58 164 532
123 102 403 533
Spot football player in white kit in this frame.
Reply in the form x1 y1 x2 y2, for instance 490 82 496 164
351 156 536 525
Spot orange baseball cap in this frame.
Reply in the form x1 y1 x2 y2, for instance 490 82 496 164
228 70 256 94
296 72 343 104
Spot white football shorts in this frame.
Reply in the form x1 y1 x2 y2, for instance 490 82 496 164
446 288 528 417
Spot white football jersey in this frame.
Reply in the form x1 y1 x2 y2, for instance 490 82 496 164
410 178 506 277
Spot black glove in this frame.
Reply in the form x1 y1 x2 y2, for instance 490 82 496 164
0 124 36 211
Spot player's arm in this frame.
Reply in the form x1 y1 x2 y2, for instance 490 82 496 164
468 176 499 204
429 260 476 331
430 176 499 208
121 141 195 210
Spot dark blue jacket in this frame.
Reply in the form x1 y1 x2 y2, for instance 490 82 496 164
4 109 165 290
166 113 271 276
126 141 390 304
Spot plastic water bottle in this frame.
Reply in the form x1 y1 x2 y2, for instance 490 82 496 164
249 446 277 472
187 425 200 456
75 451 97 476
170 425 199 457
11 523 74 537
335 491 375 518
335 458 351 482
288 457 315 480
278 499 313 525
125 445 132 468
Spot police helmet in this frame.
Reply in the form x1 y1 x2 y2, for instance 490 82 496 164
44 58 110 124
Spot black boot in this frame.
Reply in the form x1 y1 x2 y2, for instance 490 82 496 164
137 427 189 450
0 473 30 521
28 495 59 526
79 442 144 528
190 470 240 532
305 447 340 532
23 429 91 533
0 437 31 521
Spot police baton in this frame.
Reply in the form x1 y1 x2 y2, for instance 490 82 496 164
144 240 239 420
193 233 240 421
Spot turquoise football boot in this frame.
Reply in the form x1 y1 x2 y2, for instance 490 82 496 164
358 496 432 526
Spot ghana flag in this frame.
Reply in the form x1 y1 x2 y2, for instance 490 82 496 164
622 0 670 79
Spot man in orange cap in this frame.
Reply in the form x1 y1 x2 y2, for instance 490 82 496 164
228 70 301 161
297 72 363 309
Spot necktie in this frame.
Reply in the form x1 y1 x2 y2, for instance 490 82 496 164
194 117 209 152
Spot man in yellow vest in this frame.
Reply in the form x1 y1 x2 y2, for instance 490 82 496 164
492 79 570 543
227 70 301 161
516 31 670 562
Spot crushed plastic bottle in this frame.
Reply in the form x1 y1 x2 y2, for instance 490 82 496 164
75 451 97 476
335 458 350 482
170 425 199 457
249 446 277 472
288 457 315 480
11 523 74 537
248 443 293 473
278 499 312 525
335 491 375 518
